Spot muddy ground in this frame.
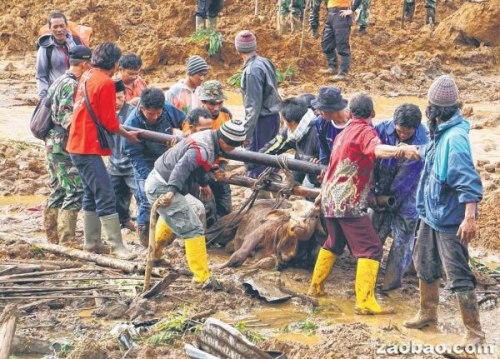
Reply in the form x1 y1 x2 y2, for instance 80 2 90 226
0 0 499 357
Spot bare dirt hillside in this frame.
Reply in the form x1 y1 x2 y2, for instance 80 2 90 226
0 0 499 101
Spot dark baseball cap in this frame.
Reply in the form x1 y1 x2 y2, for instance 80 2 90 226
69 45 92 60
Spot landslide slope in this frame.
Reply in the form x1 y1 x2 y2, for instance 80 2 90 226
0 0 499 99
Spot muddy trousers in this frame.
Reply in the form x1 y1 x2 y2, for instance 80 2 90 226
413 221 475 292
371 210 418 290
109 173 137 226
246 114 280 179
321 9 352 73
196 0 224 18
70 154 116 217
46 151 83 210
145 169 205 239
322 216 383 261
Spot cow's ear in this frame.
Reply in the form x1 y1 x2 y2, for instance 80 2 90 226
266 209 290 221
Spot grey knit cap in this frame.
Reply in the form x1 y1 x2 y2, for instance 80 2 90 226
186 55 209 76
234 30 257 53
428 75 459 107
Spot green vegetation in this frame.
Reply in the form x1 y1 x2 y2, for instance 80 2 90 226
234 321 267 344
470 257 500 275
189 30 223 57
227 71 243 88
147 307 202 346
30 244 45 256
276 66 297 83
279 319 318 335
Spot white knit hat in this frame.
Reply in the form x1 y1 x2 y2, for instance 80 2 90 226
218 120 246 146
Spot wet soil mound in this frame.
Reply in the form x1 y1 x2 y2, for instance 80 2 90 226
435 0 500 47
0 141 48 196
0 0 498 99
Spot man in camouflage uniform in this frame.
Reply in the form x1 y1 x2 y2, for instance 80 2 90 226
403 0 436 24
278 0 305 33
309 0 327 38
44 45 92 244
356 0 370 34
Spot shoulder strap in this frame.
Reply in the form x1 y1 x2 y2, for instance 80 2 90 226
83 80 101 127
46 46 53 77
185 137 212 172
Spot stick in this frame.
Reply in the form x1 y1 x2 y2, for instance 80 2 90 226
0 305 18 359
277 0 283 31
0 268 105 281
277 279 319 307
255 0 259 16
0 295 119 300
143 201 158 292
142 272 180 299
0 286 101 295
299 0 311 56
0 276 159 285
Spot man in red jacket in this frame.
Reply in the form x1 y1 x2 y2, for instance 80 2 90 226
67 42 141 259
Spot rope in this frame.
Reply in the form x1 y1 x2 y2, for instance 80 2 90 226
206 157 298 245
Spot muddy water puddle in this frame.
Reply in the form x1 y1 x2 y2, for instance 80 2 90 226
0 194 45 207
213 264 465 348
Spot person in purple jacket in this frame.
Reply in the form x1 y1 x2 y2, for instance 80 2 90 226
371 103 429 291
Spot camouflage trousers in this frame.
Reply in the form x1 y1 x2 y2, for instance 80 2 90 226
405 0 436 8
46 151 84 210
357 0 371 27
279 0 304 16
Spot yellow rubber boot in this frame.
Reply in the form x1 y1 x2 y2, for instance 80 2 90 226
154 217 174 261
184 236 211 284
355 258 394 315
307 249 336 296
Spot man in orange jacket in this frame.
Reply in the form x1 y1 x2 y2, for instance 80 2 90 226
66 42 141 260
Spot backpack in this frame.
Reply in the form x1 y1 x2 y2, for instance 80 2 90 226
30 95 54 140
38 22 92 47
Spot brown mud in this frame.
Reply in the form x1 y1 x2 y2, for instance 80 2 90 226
0 0 499 356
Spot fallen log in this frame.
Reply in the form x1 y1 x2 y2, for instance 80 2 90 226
123 126 325 175
0 295 119 300
0 276 159 285
0 267 105 281
220 175 320 198
0 286 101 295
0 233 155 275
0 305 18 359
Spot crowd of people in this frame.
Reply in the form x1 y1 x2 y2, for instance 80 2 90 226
35 10 485 349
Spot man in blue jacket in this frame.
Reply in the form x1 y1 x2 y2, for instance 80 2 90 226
371 104 429 291
123 87 186 246
404 76 485 348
